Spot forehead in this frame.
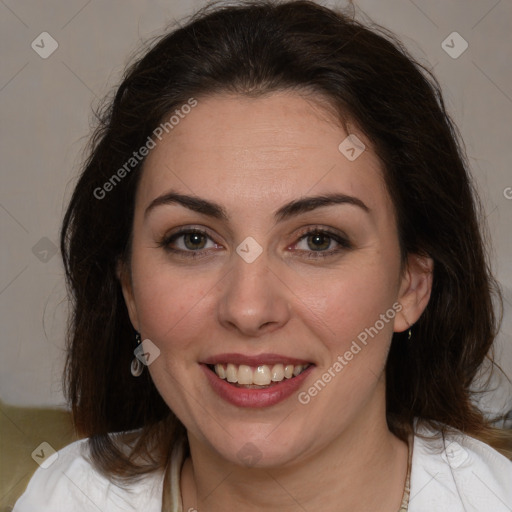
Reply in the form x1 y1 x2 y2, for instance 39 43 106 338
137 91 390 217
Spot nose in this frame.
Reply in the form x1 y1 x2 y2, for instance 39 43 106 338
216 250 291 337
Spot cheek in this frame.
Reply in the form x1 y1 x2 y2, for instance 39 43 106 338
293 264 400 415
130 257 218 352
296 260 399 348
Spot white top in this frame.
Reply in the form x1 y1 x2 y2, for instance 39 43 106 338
14 424 512 512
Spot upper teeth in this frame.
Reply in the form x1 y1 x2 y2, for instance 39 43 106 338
213 363 309 385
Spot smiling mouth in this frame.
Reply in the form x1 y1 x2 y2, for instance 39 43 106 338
207 363 312 389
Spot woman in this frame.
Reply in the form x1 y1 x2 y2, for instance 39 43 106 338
14 1 512 511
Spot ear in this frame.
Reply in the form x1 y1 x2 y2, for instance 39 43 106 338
116 258 140 332
394 253 433 333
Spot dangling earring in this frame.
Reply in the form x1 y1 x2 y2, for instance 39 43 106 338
131 332 144 377
407 328 412 340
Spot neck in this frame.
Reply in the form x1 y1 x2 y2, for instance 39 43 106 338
180 391 409 512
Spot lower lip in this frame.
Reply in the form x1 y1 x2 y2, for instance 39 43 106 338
201 364 314 408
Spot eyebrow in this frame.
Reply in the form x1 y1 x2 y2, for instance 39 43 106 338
144 190 370 222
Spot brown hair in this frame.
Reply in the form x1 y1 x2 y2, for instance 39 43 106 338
60 0 511 503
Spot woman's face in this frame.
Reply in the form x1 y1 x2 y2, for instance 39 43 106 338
120 91 431 468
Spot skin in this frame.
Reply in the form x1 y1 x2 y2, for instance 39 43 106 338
119 91 433 511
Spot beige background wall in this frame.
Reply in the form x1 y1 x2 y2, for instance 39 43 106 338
1 0 511 414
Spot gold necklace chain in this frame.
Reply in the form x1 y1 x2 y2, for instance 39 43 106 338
397 434 413 511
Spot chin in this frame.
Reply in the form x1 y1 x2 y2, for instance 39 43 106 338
203 427 312 470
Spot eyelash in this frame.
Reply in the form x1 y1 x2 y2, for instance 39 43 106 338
158 226 352 260
296 228 352 258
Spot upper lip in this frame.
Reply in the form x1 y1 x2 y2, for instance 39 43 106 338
201 353 313 366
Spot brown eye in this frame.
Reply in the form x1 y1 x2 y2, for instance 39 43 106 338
182 232 207 250
159 228 219 256
293 228 352 259
306 233 332 251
